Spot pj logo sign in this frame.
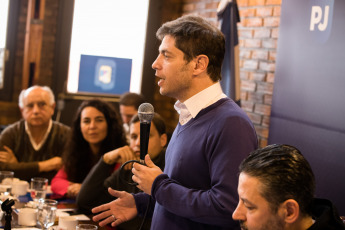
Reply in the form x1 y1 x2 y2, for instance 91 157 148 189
309 0 334 43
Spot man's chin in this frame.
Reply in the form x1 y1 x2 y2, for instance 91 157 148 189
29 121 43 125
239 222 248 230
28 121 45 127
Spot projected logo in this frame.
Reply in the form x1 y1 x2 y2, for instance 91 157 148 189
94 59 116 90
309 0 334 43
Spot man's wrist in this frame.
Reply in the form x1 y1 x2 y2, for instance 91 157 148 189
38 161 46 172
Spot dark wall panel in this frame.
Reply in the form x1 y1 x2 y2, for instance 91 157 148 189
269 0 345 214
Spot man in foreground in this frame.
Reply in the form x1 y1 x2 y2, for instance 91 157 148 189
232 144 345 230
92 15 258 229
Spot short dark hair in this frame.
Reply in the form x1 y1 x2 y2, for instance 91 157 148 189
156 15 225 82
130 113 166 136
119 92 146 111
239 144 315 216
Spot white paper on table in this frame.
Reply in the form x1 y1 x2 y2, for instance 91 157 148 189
72 214 90 221
55 209 90 221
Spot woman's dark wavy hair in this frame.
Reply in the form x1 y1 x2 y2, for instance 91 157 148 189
156 15 225 82
63 99 127 182
239 144 315 217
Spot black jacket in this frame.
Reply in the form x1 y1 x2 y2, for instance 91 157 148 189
76 150 166 230
308 198 345 230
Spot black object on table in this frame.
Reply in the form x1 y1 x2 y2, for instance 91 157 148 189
1 198 15 230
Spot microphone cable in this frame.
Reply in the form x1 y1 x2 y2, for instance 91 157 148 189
119 159 151 230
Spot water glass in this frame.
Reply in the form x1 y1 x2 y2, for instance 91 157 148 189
30 177 48 202
37 199 57 230
76 224 98 230
0 171 14 194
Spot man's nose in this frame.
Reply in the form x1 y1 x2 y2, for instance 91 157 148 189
135 136 140 146
152 55 161 70
32 104 40 112
232 203 245 221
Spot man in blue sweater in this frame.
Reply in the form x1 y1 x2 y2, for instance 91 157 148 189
92 15 258 230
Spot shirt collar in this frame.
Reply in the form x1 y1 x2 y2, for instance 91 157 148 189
174 82 227 121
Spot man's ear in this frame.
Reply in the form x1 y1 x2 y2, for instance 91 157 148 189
281 199 300 224
193 55 209 75
160 133 168 147
50 102 56 115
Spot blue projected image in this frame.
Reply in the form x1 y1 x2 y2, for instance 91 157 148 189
78 54 132 95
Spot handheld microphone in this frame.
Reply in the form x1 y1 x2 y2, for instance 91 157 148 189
138 103 154 163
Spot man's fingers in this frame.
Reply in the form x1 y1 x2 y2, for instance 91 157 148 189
111 218 124 227
3 146 13 153
108 188 123 197
98 217 112 227
92 208 111 221
91 203 109 215
144 154 154 167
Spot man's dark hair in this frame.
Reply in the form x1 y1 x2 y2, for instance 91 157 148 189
130 113 166 137
239 144 315 216
119 92 146 110
156 15 225 82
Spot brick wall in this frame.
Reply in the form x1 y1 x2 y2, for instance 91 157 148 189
180 0 282 147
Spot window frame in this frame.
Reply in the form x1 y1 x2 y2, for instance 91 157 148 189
0 0 19 101
52 0 164 104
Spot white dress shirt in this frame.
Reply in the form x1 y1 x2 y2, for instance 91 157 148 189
174 82 227 125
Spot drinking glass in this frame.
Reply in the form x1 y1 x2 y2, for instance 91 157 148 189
37 199 57 230
0 171 14 194
76 224 98 230
30 177 48 202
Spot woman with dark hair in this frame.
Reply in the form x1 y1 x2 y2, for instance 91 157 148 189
51 99 127 198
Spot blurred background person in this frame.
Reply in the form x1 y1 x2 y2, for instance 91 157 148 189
0 85 70 181
119 92 145 141
51 99 127 199
232 144 345 230
77 113 167 230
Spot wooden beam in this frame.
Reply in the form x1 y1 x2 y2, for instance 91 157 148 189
22 0 45 89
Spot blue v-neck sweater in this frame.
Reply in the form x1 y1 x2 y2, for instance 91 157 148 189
134 98 258 230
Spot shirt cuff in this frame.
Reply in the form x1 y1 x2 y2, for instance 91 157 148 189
151 173 169 200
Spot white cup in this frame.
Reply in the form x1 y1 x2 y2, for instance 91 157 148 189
18 208 38 226
58 216 78 230
0 184 11 193
12 180 29 196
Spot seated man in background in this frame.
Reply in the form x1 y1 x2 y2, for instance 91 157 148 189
118 92 145 141
0 85 70 181
77 113 167 230
232 144 345 230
